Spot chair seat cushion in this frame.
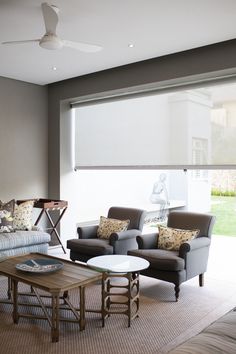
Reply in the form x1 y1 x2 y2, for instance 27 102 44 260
128 249 185 271
67 238 113 256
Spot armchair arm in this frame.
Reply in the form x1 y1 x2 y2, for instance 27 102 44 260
179 237 211 258
109 229 141 243
136 233 158 249
77 225 99 239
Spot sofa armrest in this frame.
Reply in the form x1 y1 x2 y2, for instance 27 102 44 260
31 225 43 231
77 225 99 239
109 229 141 243
137 233 158 249
179 237 211 257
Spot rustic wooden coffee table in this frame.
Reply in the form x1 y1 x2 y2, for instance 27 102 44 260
0 253 102 342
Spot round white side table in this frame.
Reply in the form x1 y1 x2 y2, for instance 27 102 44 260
87 255 149 327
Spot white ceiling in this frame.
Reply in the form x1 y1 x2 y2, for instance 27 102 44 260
1 0 236 86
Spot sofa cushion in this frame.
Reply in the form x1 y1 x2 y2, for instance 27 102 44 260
1 243 49 257
97 216 130 239
128 249 185 271
67 238 113 256
0 231 51 251
13 200 34 230
0 199 15 233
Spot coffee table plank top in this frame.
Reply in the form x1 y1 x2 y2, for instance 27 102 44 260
0 253 102 293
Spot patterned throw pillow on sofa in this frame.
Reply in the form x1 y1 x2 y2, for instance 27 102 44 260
97 216 130 239
0 199 15 233
13 200 34 230
158 225 199 251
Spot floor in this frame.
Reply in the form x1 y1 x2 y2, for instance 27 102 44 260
0 235 235 353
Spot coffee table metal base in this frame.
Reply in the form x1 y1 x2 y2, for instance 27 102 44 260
101 271 140 327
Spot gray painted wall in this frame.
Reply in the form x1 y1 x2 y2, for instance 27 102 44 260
48 39 236 199
0 76 48 201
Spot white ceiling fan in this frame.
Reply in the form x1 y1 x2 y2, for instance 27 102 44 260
1 2 102 53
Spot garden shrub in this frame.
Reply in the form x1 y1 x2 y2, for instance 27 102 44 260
211 189 236 197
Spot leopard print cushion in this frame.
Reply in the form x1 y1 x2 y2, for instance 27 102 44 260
158 225 199 251
97 216 130 239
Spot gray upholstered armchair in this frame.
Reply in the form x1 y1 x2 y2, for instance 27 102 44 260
128 210 215 301
67 206 147 263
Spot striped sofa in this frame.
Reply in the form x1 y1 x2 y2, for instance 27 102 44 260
0 229 51 257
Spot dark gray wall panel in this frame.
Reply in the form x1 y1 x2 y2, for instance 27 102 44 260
0 76 48 201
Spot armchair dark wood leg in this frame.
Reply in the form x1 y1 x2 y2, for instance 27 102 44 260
174 285 180 302
199 273 204 287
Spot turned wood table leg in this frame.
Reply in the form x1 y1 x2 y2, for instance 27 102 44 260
127 273 132 328
12 279 19 324
79 286 86 331
7 277 12 300
51 294 60 343
101 273 106 327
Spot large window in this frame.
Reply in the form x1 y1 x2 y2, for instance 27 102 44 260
73 82 236 169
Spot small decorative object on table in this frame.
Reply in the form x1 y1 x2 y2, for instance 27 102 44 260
15 258 64 273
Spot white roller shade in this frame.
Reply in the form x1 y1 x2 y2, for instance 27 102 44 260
74 83 236 169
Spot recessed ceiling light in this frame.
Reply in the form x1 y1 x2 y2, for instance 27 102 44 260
128 43 134 48
52 66 57 71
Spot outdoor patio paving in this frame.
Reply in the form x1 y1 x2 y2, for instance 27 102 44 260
207 234 236 284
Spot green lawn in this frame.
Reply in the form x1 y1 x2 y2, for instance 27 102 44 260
211 195 236 236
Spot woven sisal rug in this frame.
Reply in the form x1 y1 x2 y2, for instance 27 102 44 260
0 274 235 354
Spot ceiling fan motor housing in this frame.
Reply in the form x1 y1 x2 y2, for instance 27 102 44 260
39 33 63 50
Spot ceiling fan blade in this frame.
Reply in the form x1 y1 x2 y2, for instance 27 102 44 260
2 39 40 46
41 2 58 34
63 40 102 53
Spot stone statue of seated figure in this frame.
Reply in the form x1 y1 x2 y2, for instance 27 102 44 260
150 173 169 220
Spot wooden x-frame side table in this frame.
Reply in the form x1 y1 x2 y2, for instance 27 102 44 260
34 199 68 254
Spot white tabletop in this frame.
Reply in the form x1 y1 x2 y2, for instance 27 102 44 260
87 255 150 273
